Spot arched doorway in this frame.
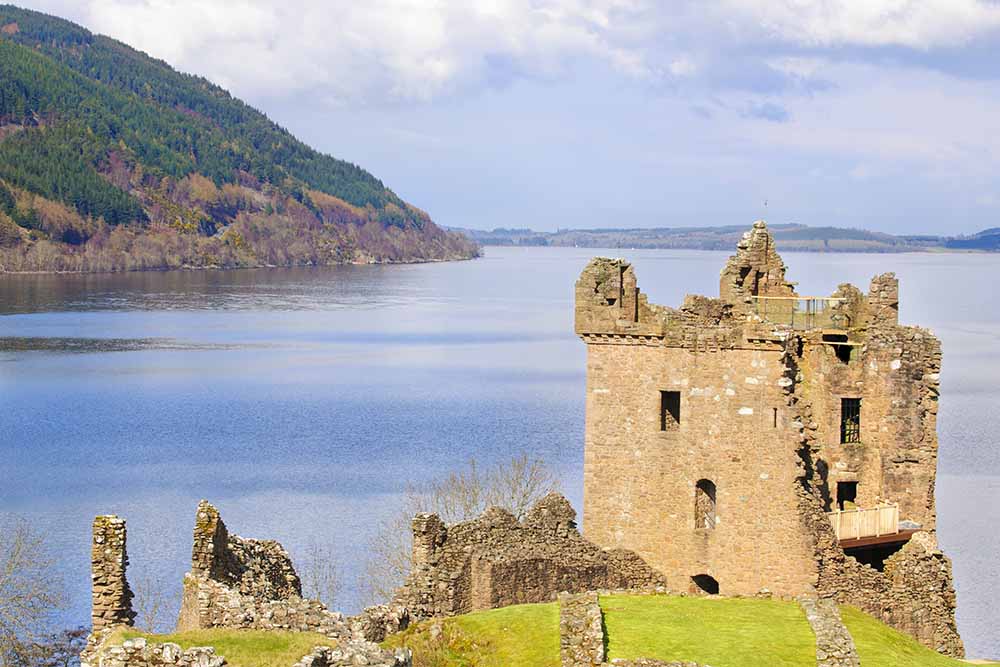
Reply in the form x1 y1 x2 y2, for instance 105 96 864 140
691 574 719 595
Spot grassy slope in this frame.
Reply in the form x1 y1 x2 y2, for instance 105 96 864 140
115 629 331 667
383 602 561 667
382 595 976 667
840 606 968 667
602 594 815 667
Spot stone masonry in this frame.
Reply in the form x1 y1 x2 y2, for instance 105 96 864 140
559 592 605 667
85 501 409 667
394 492 666 620
91 515 136 631
575 221 963 656
797 596 860 667
176 500 348 634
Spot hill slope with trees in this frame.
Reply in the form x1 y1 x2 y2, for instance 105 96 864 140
0 5 477 272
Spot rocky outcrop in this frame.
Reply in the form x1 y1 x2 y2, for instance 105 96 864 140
394 493 666 620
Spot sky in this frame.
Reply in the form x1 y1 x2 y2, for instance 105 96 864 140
16 0 1000 234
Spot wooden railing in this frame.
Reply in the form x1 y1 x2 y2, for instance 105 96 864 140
827 503 899 541
751 296 849 330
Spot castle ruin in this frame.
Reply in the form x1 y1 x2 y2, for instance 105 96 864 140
575 220 962 656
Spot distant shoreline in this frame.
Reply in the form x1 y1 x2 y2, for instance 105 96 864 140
449 223 1000 253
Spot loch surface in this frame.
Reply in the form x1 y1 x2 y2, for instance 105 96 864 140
1 247 998 657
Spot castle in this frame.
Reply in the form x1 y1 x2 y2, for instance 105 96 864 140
575 220 962 656
80 221 965 666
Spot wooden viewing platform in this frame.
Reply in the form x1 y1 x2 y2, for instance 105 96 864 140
827 503 903 545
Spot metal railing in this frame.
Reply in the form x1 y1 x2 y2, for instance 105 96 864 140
750 296 849 330
827 503 899 541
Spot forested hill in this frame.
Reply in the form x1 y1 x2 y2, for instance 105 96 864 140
0 5 478 272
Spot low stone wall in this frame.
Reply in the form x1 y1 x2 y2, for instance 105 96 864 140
396 493 666 619
797 596 859 667
559 592 605 667
609 661 703 667
80 636 225 667
292 643 411 667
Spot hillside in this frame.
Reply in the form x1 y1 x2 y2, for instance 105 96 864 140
0 5 478 272
453 224 993 253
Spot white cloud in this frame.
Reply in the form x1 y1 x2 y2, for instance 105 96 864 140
720 0 1000 48
35 0 659 104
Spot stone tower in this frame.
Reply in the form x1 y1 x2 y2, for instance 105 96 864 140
574 221 963 657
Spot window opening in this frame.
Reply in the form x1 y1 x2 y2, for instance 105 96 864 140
841 398 861 443
837 481 858 511
695 479 716 530
660 391 680 431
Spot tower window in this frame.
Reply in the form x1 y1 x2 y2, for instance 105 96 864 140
841 398 861 443
660 391 680 431
695 479 716 530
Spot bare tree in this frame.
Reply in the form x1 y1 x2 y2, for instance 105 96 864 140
0 518 63 664
299 541 342 610
361 455 559 606
131 574 178 634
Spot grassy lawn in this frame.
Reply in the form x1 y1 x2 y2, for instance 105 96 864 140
115 629 332 667
840 606 969 667
601 594 816 667
383 602 560 667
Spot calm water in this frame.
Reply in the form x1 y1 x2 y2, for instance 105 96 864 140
1 247 998 658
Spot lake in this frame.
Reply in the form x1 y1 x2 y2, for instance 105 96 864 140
1 246 998 658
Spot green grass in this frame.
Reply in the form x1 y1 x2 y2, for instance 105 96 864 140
840 606 968 667
601 594 816 667
383 602 560 667
115 629 332 667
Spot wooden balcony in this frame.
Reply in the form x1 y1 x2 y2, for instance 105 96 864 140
827 503 905 547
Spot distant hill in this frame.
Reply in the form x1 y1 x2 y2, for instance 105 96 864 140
0 5 477 272
451 223 994 253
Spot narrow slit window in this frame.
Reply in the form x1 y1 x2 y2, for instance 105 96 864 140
772 407 778 428
841 398 861 443
660 391 680 431
695 479 716 530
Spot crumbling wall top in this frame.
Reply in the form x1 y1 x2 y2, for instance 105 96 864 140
188 500 301 601
719 220 796 306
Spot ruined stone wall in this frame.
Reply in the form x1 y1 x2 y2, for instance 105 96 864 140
176 500 347 635
798 283 941 526
787 342 963 658
394 493 666 620
81 635 225 667
581 337 818 597
91 515 136 631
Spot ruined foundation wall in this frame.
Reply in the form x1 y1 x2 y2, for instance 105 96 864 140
91 515 136 631
394 493 665 620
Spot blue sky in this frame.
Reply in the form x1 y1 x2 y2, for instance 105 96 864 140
19 1 1000 234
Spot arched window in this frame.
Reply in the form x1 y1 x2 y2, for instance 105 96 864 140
695 479 716 530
